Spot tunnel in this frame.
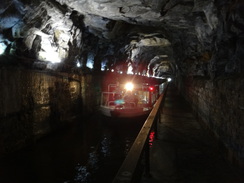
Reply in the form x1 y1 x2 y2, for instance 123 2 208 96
0 0 243 182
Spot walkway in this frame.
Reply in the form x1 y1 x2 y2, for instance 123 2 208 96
142 84 243 183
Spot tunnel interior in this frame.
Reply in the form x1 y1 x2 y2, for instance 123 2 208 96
0 0 244 172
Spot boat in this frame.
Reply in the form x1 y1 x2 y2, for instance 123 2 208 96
100 81 159 118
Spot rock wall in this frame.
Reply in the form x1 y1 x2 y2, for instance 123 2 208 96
80 73 102 115
177 76 244 170
0 67 84 157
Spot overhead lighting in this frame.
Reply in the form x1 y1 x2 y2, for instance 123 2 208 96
76 62 81 67
86 53 94 69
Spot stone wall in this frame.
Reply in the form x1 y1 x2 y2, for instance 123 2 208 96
177 76 244 170
0 67 83 157
80 73 102 116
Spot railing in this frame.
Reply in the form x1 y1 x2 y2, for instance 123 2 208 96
112 83 168 183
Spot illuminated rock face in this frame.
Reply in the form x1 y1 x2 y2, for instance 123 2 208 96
0 0 243 77
0 1 82 65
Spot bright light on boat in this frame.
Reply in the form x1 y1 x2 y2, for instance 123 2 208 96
149 86 154 91
124 82 134 91
167 78 172 82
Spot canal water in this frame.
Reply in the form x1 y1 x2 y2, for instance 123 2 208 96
0 113 147 183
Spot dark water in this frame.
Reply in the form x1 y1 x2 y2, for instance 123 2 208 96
0 114 146 183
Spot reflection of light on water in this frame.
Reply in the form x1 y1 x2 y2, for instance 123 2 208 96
72 151 99 183
74 164 91 183
72 135 112 182
149 131 155 147
73 151 99 183
101 135 111 157
71 124 143 183
87 151 99 171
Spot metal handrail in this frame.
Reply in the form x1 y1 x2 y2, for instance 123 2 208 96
112 83 168 183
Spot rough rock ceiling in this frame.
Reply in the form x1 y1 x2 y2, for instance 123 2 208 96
0 0 243 79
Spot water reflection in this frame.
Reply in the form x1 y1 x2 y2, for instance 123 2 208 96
100 135 111 157
0 114 146 183
149 131 156 147
73 164 91 183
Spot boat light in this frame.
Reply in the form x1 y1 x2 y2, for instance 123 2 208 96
149 86 154 91
124 82 134 91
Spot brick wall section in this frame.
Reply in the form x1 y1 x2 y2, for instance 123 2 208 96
0 67 83 157
178 76 244 170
